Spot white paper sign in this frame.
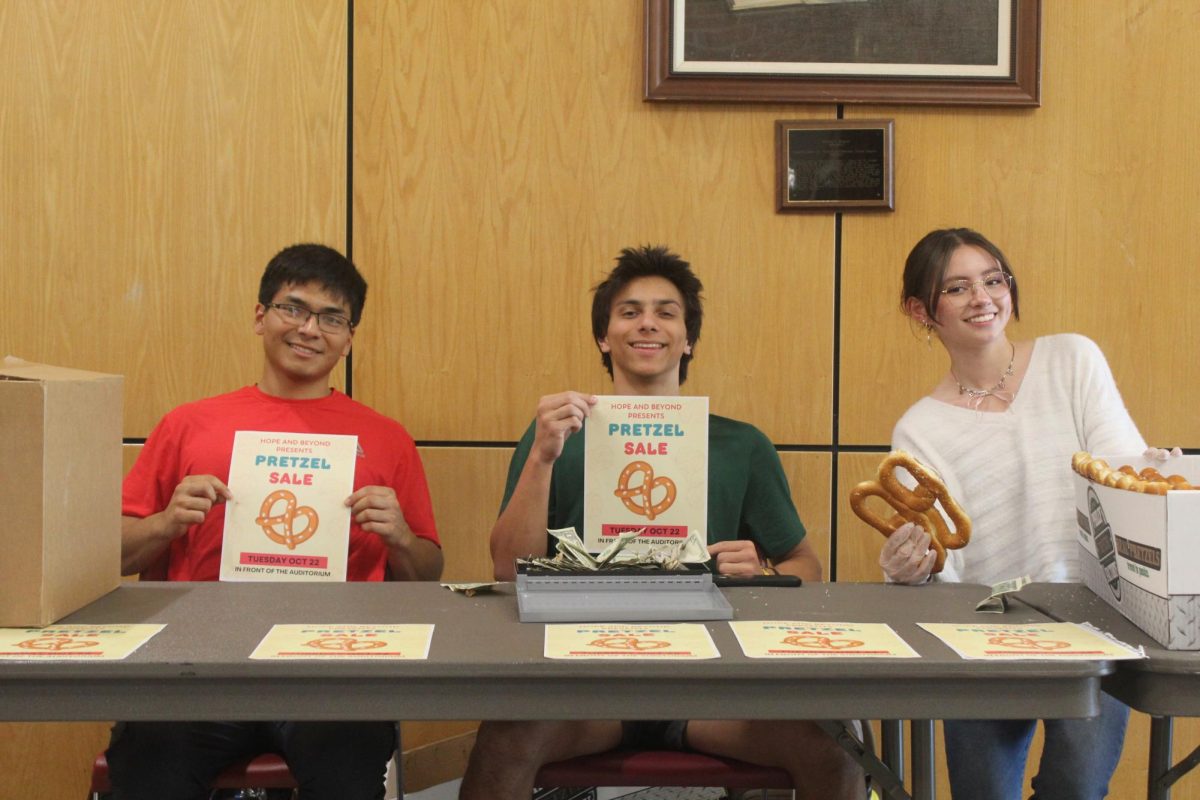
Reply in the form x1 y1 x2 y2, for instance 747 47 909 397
583 396 708 554
219 431 357 582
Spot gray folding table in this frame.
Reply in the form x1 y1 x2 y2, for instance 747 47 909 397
1017 582 1200 800
1 581 1114 799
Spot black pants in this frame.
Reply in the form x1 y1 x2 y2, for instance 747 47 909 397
106 720 396 800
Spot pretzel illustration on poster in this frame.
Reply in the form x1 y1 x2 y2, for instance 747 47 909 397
16 635 100 652
256 490 320 550
613 461 677 521
304 636 388 652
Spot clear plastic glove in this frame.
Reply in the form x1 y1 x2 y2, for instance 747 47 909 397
1143 446 1183 461
880 522 936 585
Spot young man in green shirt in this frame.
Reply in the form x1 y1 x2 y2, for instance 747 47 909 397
462 245 862 799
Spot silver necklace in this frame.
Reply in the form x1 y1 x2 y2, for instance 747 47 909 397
952 342 1015 405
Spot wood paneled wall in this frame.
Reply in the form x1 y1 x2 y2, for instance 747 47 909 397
3 1 1199 798
351 1 835 446
0 0 348 436
840 3 1200 448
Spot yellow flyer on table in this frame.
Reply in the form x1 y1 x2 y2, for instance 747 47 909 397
583 395 708 555
249 624 434 660
545 623 719 660
220 431 357 582
918 622 1144 660
729 620 920 658
0 624 165 661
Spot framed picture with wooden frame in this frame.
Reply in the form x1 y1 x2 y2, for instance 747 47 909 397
776 119 894 212
645 0 1041 106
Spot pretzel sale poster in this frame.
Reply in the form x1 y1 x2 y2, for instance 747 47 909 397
729 620 919 659
544 623 719 660
917 622 1144 660
583 395 709 554
0 624 165 661
219 431 357 582
249 624 434 660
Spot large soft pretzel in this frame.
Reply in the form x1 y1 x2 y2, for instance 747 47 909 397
1071 451 1194 494
849 451 971 574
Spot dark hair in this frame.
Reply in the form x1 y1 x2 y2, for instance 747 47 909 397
591 245 704 384
258 244 368 325
901 228 1020 324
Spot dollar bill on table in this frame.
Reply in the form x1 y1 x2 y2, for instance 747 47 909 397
549 527 600 570
518 527 711 573
594 529 645 568
441 582 500 597
631 528 710 570
975 575 1032 613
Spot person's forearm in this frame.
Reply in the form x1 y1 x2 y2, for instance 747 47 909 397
489 458 556 580
120 514 174 576
386 535 444 581
774 555 821 582
773 540 823 582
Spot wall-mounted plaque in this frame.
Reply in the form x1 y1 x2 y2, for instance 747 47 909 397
776 119 894 212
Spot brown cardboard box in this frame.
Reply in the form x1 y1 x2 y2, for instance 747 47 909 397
0 357 123 626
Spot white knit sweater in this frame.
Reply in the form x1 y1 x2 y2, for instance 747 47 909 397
892 334 1145 585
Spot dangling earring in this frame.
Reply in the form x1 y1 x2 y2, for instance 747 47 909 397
924 323 934 349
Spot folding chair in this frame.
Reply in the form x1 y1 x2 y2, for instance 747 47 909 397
89 751 298 799
537 749 792 797
535 720 882 800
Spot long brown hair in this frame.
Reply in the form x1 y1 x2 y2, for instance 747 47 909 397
901 228 1020 324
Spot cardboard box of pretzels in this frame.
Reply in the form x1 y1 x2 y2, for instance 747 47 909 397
1074 453 1200 649
0 357 123 626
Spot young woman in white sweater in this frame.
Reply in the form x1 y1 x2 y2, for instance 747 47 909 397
882 227 1148 800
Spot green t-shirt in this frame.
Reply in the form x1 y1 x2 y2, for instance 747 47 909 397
500 414 806 560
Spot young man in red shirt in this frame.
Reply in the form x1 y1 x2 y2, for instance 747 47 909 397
109 244 441 799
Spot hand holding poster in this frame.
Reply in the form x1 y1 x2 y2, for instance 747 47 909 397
583 396 708 554
219 431 357 582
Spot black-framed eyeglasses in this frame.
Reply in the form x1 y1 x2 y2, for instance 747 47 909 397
265 303 354 334
939 271 1014 303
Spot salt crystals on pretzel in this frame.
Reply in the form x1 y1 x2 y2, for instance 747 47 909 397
1070 451 1194 494
848 451 971 574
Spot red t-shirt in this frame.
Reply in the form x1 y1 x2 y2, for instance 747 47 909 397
123 386 439 581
